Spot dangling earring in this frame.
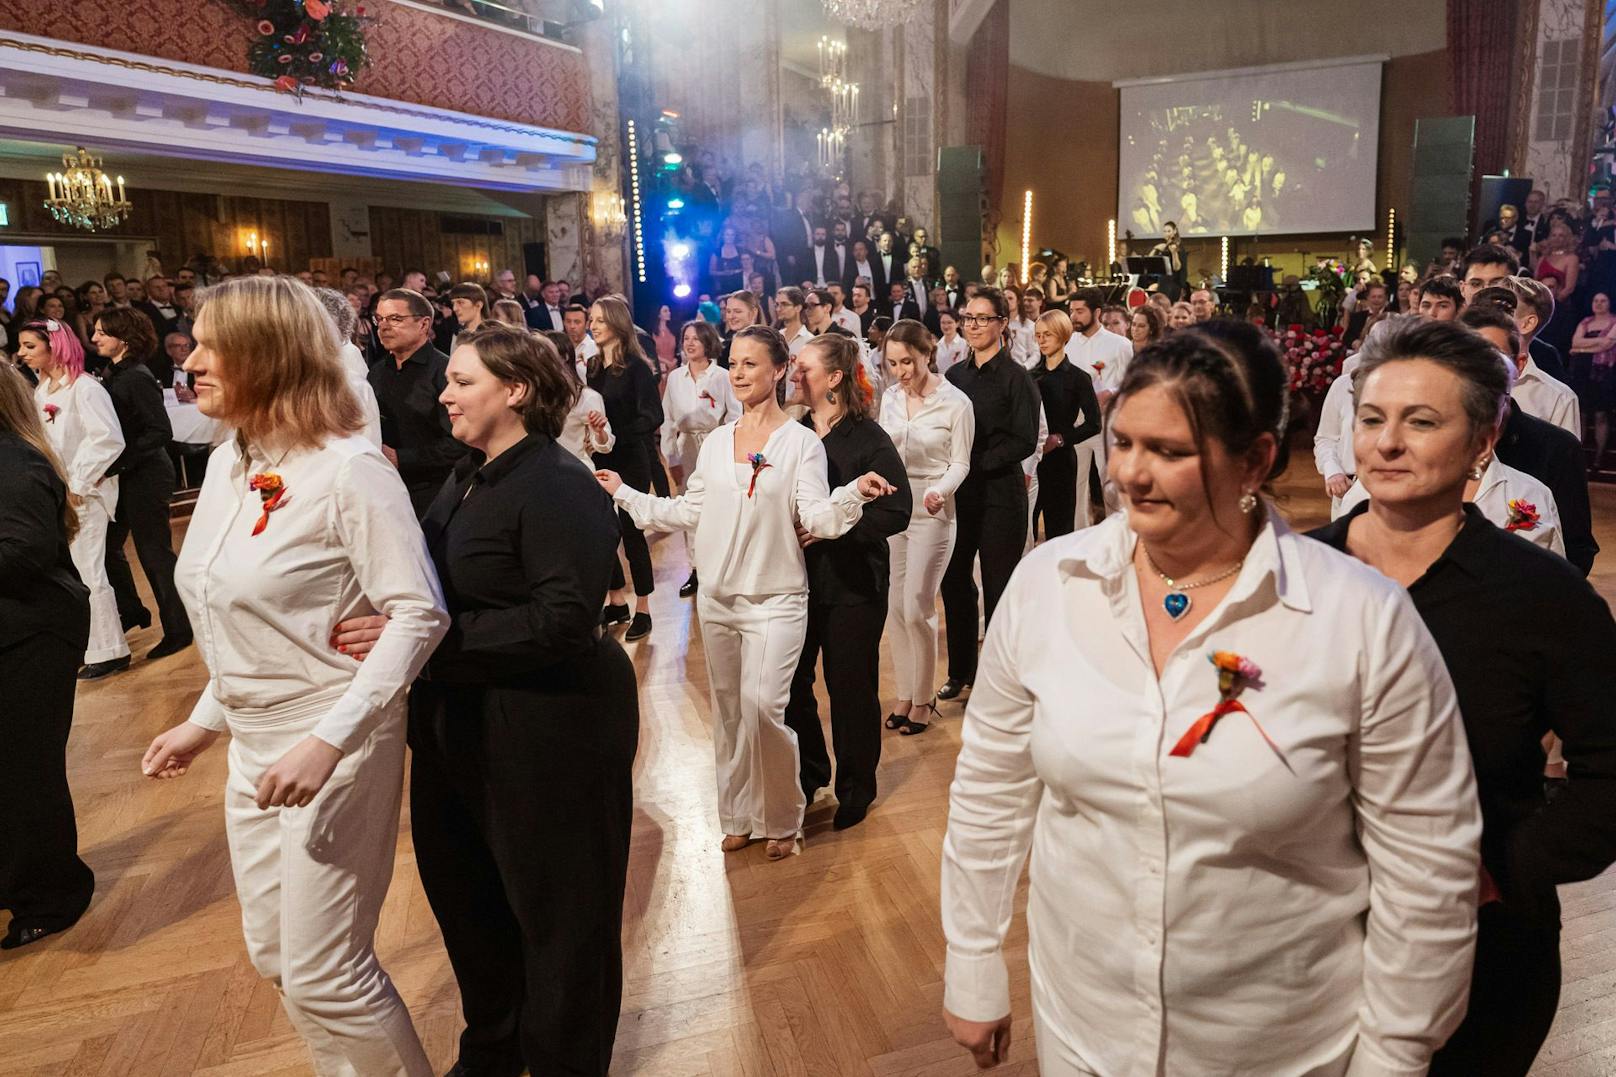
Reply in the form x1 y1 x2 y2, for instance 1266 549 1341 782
826 388 837 405
1469 457 1487 481
1238 491 1258 514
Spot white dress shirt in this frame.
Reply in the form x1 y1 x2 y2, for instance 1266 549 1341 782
1062 327 1134 392
557 384 615 466
853 259 875 286
833 307 862 337
337 341 385 450
879 378 975 509
942 511 1480 1076
1313 356 1361 482
784 324 815 359
809 243 829 286
1511 355 1581 438
36 373 123 508
1006 318 1039 369
935 333 969 376
1336 456 1565 556
661 361 740 461
613 420 870 599
177 435 448 754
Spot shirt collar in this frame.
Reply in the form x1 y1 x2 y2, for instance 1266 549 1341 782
455 432 545 486
399 341 437 366
1516 355 1544 384
1311 500 1492 582
1055 505 1312 614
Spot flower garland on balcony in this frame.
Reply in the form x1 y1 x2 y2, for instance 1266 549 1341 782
241 0 372 97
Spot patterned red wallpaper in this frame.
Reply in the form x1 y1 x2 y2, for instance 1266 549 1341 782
0 0 594 136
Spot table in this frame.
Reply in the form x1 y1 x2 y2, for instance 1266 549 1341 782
164 391 229 447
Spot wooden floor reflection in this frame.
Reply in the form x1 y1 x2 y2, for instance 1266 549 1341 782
2 462 1614 1075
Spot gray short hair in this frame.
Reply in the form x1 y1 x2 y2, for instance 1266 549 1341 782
313 286 357 339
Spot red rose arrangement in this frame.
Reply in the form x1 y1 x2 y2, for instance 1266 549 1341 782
248 472 289 536
1505 498 1540 533
1275 324 1346 394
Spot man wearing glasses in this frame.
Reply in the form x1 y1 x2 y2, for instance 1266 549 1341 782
369 288 467 517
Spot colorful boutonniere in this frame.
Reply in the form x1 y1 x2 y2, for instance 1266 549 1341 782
745 452 772 498
248 472 288 536
698 390 718 408
42 403 60 424
1092 360 1106 375
1505 498 1540 533
1170 651 1284 764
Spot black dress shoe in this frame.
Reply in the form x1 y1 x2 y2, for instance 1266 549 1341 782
832 803 869 831
121 609 152 632
624 611 653 641
599 603 630 627
936 678 972 701
146 635 193 661
678 571 699 598
1 922 62 950
78 655 132 680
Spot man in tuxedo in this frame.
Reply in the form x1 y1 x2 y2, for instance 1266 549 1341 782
1482 205 1526 258
912 227 942 280
873 232 902 299
524 280 568 332
850 281 876 336
1519 189 1548 259
851 190 886 244
808 224 832 288
902 257 936 316
518 274 545 312
942 265 965 309
491 268 522 305
774 187 819 285
886 280 921 323
825 220 851 286
135 275 180 339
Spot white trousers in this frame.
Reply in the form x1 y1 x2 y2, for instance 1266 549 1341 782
696 591 808 839
1024 473 1040 553
1073 442 1097 531
223 695 431 1077
71 495 129 664
886 508 955 703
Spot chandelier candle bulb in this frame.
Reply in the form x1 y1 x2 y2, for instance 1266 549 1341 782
116 176 125 202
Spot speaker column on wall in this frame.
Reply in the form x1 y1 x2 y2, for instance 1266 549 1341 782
937 145 986 283
1408 117 1476 269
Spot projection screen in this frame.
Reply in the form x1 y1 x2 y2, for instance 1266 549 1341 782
1116 57 1384 238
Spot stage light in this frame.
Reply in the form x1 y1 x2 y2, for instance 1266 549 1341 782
663 151 682 165
1220 236 1229 283
1386 207 1396 270
627 118 646 283
1021 189 1032 285
673 282 692 298
671 241 691 259
1107 218 1116 269
667 197 685 210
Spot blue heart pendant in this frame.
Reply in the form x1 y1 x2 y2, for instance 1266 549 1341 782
1163 592 1191 620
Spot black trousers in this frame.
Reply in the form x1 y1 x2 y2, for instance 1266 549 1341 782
409 638 640 1077
783 599 886 811
0 631 95 932
104 455 188 639
1429 902 1561 1077
941 471 1027 683
599 444 656 597
644 432 671 497
607 509 655 597
1033 447 1077 541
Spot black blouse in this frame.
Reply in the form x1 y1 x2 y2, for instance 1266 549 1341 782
1309 504 1616 928
417 433 622 685
102 355 173 475
799 414 912 605
1028 357 1101 452
0 432 89 649
944 347 1041 479
589 354 664 482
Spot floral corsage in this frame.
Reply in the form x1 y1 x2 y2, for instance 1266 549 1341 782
248 472 288 536
1169 651 1285 766
42 403 60 424
745 452 772 498
698 390 718 408
1504 498 1540 533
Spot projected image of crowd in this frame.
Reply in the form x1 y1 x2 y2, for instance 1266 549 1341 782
1127 113 1298 236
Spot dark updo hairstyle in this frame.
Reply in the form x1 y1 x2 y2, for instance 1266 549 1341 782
1109 320 1290 516
543 329 582 388
93 305 159 361
969 285 1010 322
732 324 790 403
458 323 573 438
1355 316 1513 434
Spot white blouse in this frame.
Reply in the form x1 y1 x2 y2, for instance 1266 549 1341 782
935 334 968 376
879 378 975 509
661 362 740 460
35 373 124 509
1312 358 1360 481
338 340 385 450
942 511 1480 1076
1006 318 1038 369
177 435 448 754
557 385 616 466
1336 456 1565 556
614 420 870 599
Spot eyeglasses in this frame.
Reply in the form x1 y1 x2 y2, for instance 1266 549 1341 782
375 314 429 326
959 314 1004 327
802 301 823 309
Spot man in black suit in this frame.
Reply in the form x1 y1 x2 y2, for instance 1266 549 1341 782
1518 189 1549 258
901 257 937 318
524 279 568 332
850 190 887 245
942 265 965 309
135 275 180 340
808 224 832 288
1482 204 1528 260
825 220 851 287
850 282 877 336
912 227 942 280
1495 396 1597 575
774 187 819 285
370 288 468 517
885 280 921 323
872 232 902 299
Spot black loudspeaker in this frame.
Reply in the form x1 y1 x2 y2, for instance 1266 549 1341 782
1408 117 1476 269
1476 176 1533 240
937 145 986 283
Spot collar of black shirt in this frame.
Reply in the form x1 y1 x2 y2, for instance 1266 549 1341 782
400 341 440 367
1308 501 1493 581
454 432 546 487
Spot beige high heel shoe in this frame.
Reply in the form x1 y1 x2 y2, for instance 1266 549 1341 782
720 834 755 853
765 835 802 861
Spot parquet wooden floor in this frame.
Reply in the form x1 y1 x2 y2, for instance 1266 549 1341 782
3 463 1615 1076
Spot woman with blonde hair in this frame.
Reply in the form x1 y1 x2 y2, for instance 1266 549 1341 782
491 297 528 328
18 317 128 679
1029 309 1101 539
588 294 664 640
878 319 974 735
0 362 94 949
141 275 447 1077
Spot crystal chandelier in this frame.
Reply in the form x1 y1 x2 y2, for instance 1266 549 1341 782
822 0 924 32
43 147 132 232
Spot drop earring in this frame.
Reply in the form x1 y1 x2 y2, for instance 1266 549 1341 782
826 388 837 405
1469 458 1486 480
1238 491 1257 514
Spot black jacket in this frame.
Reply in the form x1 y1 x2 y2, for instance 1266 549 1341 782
799 414 912 605
0 432 89 649
102 356 174 476
1494 398 1597 575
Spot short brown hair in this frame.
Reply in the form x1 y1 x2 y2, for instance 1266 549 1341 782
447 281 490 314
459 323 573 438
93 306 158 360
193 276 363 450
491 299 527 327
378 288 433 319
680 319 722 361
1358 316 1513 434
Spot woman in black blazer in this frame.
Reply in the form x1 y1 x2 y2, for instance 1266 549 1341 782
90 306 190 659
334 325 639 1077
0 363 94 949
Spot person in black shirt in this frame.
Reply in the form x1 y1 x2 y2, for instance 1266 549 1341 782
588 295 665 641
335 325 638 1077
1307 318 1616 1076
1494 396 1597 575
937 288 1040 700
369 288 467 518
92 307 191 659
0 365 94 949
783 335 912 830
1028 310 1101 540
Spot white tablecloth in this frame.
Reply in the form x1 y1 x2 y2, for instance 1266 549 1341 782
165 391 229 447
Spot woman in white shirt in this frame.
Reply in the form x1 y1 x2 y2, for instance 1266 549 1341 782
661 319 740 597
544 329 616 467
1002 285 1037 369
19 319 128 679
878 320 973 735
140 277 447 1077
934 308 968 376
596 326 895 859
941 321 1482 1075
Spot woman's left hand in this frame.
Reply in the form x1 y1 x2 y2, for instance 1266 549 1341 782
855 471 897 499
595 469 623 495
331 614 388 661
255 736 344 810
586 409 608 432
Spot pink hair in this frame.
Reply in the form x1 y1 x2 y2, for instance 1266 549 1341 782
22 319 85 380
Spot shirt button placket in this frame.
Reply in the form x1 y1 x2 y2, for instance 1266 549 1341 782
1133 671 1171 1067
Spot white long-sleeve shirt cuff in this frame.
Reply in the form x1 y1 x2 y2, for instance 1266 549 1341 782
186 689 228 733
943 947 1012 1022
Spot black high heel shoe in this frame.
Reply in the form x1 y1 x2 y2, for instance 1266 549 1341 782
898 699 938 736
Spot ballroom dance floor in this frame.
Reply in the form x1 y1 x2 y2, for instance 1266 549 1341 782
3 460 1615 1077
